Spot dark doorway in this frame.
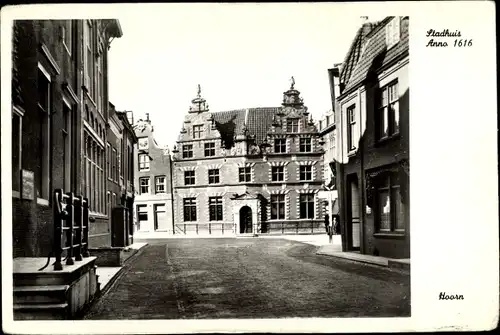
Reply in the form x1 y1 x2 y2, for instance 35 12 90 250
239 206 252 234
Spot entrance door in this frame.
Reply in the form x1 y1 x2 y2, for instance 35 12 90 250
239 206 252 234
347 176 361 250
154 204 168 231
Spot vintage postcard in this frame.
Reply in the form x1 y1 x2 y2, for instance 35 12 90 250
1 1 498 333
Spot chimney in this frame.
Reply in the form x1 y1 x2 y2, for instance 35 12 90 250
145 113 151 124
360 16 369 24
327 67 341 111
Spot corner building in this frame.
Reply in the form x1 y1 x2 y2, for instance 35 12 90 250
172 82 324 236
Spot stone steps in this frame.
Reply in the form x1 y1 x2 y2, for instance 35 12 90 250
14 285 69 304
13 302 69 320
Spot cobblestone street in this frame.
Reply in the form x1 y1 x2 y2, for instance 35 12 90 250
84 238 410 319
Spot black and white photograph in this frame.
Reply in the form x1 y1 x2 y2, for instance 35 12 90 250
1 2 497 333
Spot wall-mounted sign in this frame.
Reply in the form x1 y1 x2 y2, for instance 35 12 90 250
21 169 34 200
366 206 372 215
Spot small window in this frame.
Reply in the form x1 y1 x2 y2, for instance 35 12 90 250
299 194 315 219
299 166 312 181
184 170 195 185
138 137 148 150
271 166 284 182
139 154 150 171
386 17 401 49
209 196 223 221
238 167 251 182
137 205 148 226
377 81 399 140
155 176 166 194
182 144 193 158
204 142 215 157
139 177 150 194
375 172 405 232
271 194 285 220
274 138 286 153
193 125 204 139
347 105 356 151
299 138 312 152
208 169 220 184
286 119 299 133
183 198 197 222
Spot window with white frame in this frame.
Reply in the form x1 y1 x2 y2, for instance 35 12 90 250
204 142 215 157
84 20 94 99
299 137 312 152
62 20 72 55
184 170 195 185
208 169 220 184
239 167 251 182
155 176 166 194
193 125 204 139
12 107 23 194
83 134 104 213
386 17 401 49
106 143 111 179
299 166 312 181
139 153 150 171
139 177 150 194
183 198 197 222
271 194 285 220
286 118 299 133
299 194 315 219
374 172 405 232
182 144 193 158
377 81 399 140
274 138 286 153
37 64 51 201
347 105 356 151
271 166 284 182
209 196 223 221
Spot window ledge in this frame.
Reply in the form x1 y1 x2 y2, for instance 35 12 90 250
375 133 401 146
347 149 357 157
373 232 405 239
12 191 21 199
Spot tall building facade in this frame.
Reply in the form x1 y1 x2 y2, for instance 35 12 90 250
171 81 325 236
106 102 137 246
133 114 174 234
11 19 123 257
333 16 410 258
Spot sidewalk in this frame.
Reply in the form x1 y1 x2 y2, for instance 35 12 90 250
95 242 148 292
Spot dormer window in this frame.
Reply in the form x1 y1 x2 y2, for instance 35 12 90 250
386 17 401 49
193 125 204 139
287 119 299 133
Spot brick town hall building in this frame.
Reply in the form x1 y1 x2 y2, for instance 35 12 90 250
172 80 325 236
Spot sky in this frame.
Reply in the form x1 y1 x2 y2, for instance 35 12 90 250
107 4 386 148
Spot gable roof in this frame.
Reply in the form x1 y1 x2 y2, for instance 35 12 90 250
212 107 281 146
339 21 380 87
343 16 409 93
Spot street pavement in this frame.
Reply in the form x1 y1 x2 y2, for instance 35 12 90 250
84 238 410 319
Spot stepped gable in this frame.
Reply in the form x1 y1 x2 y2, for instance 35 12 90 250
344 16 409 92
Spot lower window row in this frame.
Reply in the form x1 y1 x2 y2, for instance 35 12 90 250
182 194 315 222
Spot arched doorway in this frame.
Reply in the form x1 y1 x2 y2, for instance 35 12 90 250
239 206 252 234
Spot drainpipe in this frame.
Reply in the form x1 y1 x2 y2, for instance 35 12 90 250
169 151 175 234
358 88 365 254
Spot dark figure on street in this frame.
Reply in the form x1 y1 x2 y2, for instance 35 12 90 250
327 219 334 244
324 214 330 233
333 216 340 235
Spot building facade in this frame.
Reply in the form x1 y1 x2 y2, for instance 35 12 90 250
106 103 137 246
317 108 338 224
171 81 325 236
11 19 122 257
133 114 174 234
333 16 410 258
